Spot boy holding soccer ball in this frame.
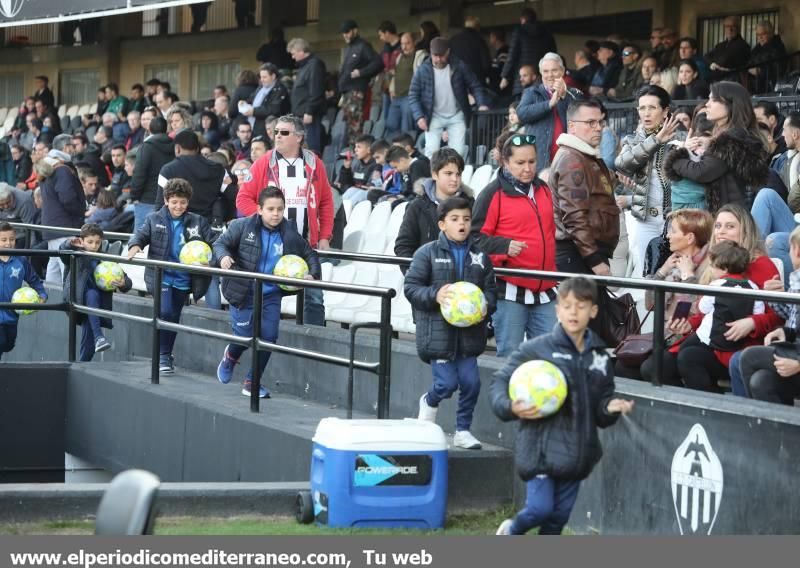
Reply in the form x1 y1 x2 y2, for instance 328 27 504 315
0 222 47 361
490 276 633 535
127 178 213 374
404 197 497 449
214 187 321 398
61 223 132 361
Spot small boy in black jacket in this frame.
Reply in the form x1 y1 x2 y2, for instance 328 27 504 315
61 223 132 361
214 187 321 398
404 197 497 449
490 277 633 535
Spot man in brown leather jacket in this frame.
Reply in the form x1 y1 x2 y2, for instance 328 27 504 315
550 99 620 276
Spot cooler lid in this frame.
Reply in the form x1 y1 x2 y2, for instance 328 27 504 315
313 418 448 451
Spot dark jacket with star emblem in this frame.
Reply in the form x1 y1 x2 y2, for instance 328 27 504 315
550 133 620 268
128 206 213 300
404 232 497 363
213 214 321 308
490 323 619 481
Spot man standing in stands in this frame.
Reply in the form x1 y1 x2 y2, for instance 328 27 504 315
706 16 751 82
32 76 55 110
338 20 384 146
129 117 174 230
288 38 327 155
550 100 619 277
448 16 492 88
500 8 556 100
236 114 334 326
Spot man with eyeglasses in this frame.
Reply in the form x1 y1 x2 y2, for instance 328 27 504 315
550 100 619 279
236 115 334 326
705 16 751 82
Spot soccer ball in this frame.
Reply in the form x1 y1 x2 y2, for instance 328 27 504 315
440 281 487 328
11 286 40 315
94 261 126 292
273 255 309 291
508 360 568 419
179 240 212 266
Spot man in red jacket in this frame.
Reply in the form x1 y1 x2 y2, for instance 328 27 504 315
236 114 334 326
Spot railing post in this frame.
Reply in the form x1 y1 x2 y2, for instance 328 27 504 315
296 289 305 326
250 285 263 413
150 267 162 385
67 254 77 363
651 289 665 387
377 295 393 419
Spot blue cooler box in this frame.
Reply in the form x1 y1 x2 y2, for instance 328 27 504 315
310 417 448 529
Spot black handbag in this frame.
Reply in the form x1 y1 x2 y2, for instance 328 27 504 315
591 290 641 349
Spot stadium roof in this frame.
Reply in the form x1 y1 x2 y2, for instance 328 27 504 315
0 0 210 28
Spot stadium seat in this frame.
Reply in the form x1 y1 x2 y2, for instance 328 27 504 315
69 116 82 132
60 115 71 133
461 164 474 187
66 105 79 118
369 105 381 122
371 119 385 139
361 119 373 136
469 165 493 192
86 125 98 140
89 103 98 114
341 229 364 253
0 108 8 124
326 262 379 323
360 201 393 254
57 104 67 118
78 104 91 116
343 200 372 240
4 107 18 131
342 199 354 223
383 201 408 257
94 469 160 535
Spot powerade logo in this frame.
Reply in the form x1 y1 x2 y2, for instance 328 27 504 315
354 454 432 487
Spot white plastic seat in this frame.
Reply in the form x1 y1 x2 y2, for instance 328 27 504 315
469 165 493 193
342 198 354 222
360 201 393 254
343 200 372 241
322 262 358 311
383 201 408 260
326 263 379 323
341 229 364 253
89 103 98 114
78 104 91 116
66 105 79 118
0 108 9 124
4 107 18 130
461 164 474 187
57 105 67 118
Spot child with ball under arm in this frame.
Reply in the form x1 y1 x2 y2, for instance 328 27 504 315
213 187 321 399
127 178 213 375
490 276 633 535
404 197 497 449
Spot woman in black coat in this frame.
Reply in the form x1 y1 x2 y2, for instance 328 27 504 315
671 59 709 101
228 69 259 122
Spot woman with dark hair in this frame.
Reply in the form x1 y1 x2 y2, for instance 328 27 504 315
665 81 769 210
199 111 221 150
672 59 709 100
228 69 260 121
416 21 440 53
470 131 558 357
615 85 685 276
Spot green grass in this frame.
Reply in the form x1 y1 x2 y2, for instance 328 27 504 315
0 507 518 536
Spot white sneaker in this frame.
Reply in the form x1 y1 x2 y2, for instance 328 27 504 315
417 393 438 422
453 430 482 450
496 519 513 535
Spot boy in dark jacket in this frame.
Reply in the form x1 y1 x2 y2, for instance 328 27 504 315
127 178 214 375
338 134 378 204
0 222 47 361
490 277 633 535
61 223 132 361
214 187 321 398
368 146 427 205
404 197 497 449
394 148 471 268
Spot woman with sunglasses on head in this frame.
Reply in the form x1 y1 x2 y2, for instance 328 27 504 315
471 131 558 357
515 52 578 170
615 85 685 276
664 81 769 212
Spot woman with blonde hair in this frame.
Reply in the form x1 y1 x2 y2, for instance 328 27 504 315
166 104 193 137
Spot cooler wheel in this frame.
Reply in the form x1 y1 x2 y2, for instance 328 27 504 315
295 491 314 524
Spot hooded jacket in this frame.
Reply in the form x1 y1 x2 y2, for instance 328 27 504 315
129 134 175 205
404 232 497 363
157 154 226 224
471 172 558 298
338 36 384 94
394 178 473 266
236 149 334 248
490 324 618 481
550 133 620 268
664 126 769 211
38 161 86 240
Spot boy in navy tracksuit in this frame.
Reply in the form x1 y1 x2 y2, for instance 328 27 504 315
0 222 47 360
404 196 497 449
214 187 321 398
490 277 634 535
61 223 132 361
127 178 213 374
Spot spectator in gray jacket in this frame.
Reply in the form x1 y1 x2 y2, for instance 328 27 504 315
0 183 37 245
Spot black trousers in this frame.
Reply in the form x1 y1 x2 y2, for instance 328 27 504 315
740 345 800 405
676 334 729 393
617 349 682 386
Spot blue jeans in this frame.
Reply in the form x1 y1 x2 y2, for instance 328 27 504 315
728 349 748 397
341 187 369 204
386 96 414 139
511 475 581 535
303 280 325 326
0 323 18 359
424 111 467 158
204 276 222 309
427 356 481 431
134 202 155 232
79 287 105 362
159 286 189 356
766 232 793 284
751 188 795 239
305 119 322 155
493 299 557 358
226 293 281 382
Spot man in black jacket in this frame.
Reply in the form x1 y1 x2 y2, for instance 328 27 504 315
288 38 327 154
706 16 751 82
242 63 291 138
500 8 557 98
130 117 174 230
338 20 384 146
448 16 492 88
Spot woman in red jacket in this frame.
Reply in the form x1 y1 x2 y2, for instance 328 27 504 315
471 132 558 357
